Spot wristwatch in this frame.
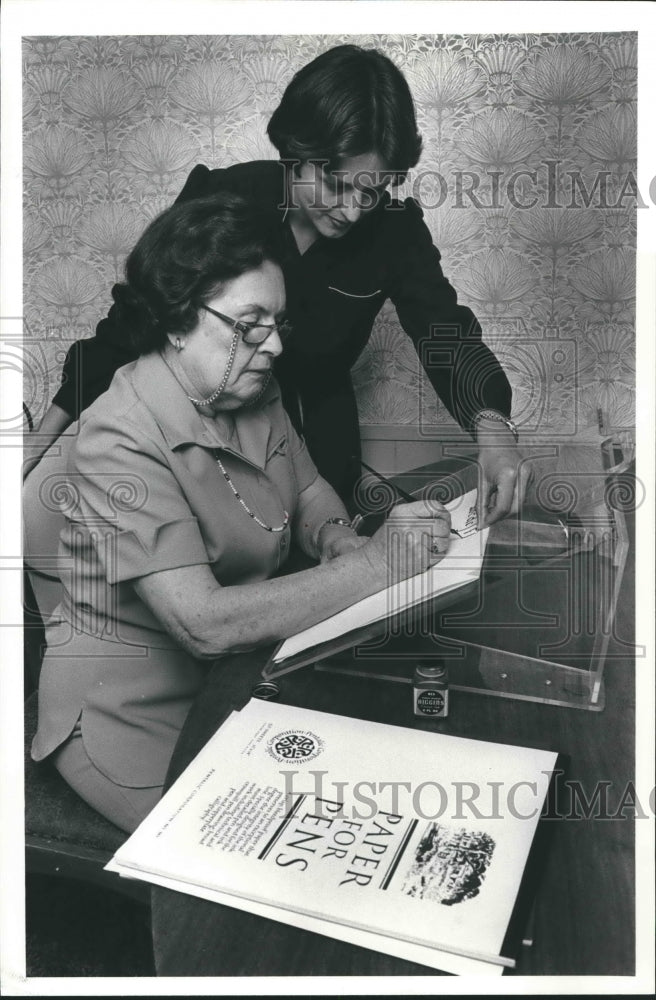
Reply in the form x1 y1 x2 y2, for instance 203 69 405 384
472 409 519 442
322 517 357 530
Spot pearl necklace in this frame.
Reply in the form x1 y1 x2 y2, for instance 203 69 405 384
215 453 289 533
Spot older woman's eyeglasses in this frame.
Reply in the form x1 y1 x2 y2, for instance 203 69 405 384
201 304 292 345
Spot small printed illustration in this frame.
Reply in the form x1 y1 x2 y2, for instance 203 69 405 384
402 823 496 906
265 729 324 764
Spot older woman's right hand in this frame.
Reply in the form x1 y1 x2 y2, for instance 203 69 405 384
366 499 452 583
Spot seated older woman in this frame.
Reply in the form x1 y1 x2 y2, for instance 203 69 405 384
29 192 451 833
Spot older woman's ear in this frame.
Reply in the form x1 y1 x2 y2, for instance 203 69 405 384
166 333 186 353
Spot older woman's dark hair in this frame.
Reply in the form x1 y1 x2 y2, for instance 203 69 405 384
267 44 422 182
112 193 283 353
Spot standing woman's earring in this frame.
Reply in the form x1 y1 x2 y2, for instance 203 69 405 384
175 337 185 353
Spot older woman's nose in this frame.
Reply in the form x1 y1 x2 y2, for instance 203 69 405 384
260 327 284 356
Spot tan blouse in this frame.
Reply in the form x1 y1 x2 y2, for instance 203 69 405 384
31 351 318 787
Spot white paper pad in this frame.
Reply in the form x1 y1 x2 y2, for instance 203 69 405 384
108 860 503 976
107 700 557 975
275 489 488 663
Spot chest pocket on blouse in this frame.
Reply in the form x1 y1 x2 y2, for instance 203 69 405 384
321 285 384 359
328 285 382 299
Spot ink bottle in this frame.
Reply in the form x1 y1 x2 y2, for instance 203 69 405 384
413 662 449 718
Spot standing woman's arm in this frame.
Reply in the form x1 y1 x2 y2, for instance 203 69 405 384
24 306 139 481
386 197 512 431
386 197 527 524
23 403 72 480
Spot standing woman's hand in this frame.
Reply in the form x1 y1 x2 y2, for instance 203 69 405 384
475 418 531 526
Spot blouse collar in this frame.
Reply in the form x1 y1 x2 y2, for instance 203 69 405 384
130 350 280 470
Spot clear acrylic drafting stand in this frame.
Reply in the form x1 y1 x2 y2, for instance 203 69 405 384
267 432 635 712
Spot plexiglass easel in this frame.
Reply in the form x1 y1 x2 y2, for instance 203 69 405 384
317 431 635 712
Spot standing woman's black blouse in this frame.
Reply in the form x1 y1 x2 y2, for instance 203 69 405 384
53 160 512 501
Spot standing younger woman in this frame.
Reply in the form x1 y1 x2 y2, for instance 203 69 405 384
29 44 524 519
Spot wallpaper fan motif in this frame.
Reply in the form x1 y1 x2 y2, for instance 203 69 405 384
23 33 636 435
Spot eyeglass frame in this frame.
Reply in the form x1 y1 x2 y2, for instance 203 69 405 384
200 303 292 345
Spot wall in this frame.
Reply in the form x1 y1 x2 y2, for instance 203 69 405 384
23 32 637 462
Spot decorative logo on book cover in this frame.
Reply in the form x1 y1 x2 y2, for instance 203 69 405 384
266 729 324 764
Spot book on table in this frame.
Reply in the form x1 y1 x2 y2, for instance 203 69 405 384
107 698 560 976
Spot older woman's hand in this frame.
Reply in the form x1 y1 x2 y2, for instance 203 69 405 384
317 523 370 563
366 499 452 583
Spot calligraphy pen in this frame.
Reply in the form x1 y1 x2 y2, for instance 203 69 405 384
359 460 470 537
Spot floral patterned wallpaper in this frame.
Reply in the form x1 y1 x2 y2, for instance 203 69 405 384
23 33 636 437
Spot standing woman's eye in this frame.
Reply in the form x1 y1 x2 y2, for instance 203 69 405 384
322 171 343 195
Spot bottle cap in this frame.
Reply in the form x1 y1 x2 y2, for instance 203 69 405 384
415 663 447 679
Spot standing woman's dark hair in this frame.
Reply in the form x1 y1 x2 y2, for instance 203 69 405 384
267 44 423 182
112 192 284 354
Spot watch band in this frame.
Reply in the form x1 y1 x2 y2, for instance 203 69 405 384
472 409 519 442
322 517 356 530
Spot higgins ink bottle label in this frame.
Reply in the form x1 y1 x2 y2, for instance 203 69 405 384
413 663 449 717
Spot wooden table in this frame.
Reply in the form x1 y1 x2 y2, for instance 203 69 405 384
151 511 635 977
152 448 635 976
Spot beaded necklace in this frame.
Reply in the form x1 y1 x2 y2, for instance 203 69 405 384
215 453 289 533
161 342 287 532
